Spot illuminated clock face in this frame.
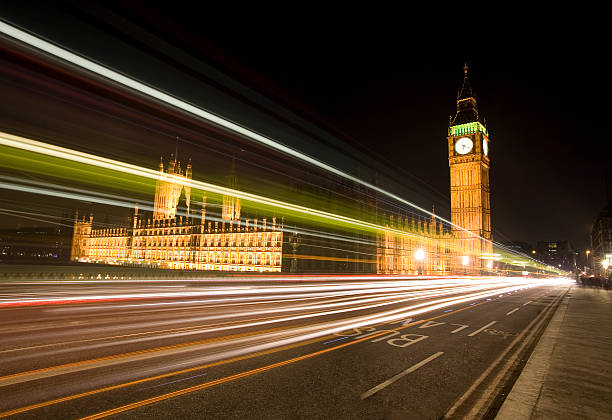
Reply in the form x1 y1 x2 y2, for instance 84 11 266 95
483 139 488 156
455 137 473 155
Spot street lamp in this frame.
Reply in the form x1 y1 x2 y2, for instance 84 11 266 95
462 256 469 276
586 250 591 272
414 248 425 275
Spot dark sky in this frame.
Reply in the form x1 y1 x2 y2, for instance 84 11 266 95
2 3 610 250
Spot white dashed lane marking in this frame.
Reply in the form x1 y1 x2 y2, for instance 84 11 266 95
360 352 444 399
468 321 497 337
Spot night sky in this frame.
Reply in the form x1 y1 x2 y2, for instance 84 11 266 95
2 3 610 251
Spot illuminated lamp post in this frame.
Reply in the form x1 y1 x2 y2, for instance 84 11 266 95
414 248 425 275
462 255 469 276
586 250 591 272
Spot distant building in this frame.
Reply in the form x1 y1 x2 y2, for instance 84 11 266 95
591 200 612 276
499 241 533 257
0 224 72 263
535 241 577 272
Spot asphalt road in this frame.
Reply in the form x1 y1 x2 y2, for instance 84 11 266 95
0 274 570 419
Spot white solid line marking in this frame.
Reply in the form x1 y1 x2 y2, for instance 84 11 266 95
523 300 532 306
360 352 444 399
468 321 497 337
506 308 519 316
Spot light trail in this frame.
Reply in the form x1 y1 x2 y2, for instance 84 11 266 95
0 275 568 308
0 129 568 273
0 276 572 360
0 20 560 273
0 274 573 417
0 19 443 224
0 130 563 273
0 286 473 352
0 283 533 380
0 131 428 240
3 285 504 365
0 297 494 419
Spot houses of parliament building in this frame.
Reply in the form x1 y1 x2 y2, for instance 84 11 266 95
70 158 284 272
70 65 492 275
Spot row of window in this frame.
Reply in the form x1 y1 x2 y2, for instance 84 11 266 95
130 250 281 266
131 234 282 248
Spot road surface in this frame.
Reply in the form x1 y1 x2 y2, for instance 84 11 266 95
0 274 570 419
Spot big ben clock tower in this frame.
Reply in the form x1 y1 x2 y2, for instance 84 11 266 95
448 64 492 268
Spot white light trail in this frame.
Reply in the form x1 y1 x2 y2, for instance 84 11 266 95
0 276 550 308
0 131 422 240
0 20 483 240
0 21 566 274
0 275 573 396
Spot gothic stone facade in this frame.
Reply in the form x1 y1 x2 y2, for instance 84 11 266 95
377 64 493 274
71 157 283 272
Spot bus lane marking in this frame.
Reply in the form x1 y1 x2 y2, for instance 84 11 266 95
374 333 428 348
360 352 444 400
338 318 474 343
335 327 428 348
418 320 445 329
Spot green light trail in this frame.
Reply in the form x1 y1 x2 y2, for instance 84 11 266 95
0 131 564 275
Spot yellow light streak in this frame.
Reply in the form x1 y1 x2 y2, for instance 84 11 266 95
0 131 425 239
0 19 526 262
0 21 569 276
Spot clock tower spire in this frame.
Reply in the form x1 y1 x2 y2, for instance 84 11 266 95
453 63 479 125
447 64 492 272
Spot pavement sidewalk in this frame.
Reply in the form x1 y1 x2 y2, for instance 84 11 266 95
496 285 612 419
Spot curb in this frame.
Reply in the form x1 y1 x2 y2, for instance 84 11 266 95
495 287 570 419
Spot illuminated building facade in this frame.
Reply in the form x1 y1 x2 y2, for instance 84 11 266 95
447 64 493 268
377 213 453 275
153 156 192 220
377 64 493 274
71 156 283 272
71 66 495 275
